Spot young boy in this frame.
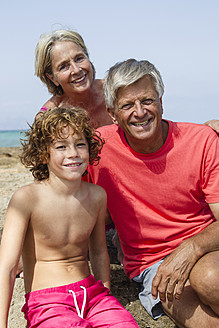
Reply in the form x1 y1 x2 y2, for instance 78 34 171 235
0 107 139 328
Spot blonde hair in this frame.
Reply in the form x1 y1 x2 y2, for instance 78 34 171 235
35 29 96 95
20 107 103 180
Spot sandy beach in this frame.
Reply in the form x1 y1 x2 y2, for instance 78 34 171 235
0 147 176 328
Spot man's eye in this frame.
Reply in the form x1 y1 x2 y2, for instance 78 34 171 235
121 104 132 110
142 99 153 105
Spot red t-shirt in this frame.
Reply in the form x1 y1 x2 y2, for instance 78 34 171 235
87 120 219 279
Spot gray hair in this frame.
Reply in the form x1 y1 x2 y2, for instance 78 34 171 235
35 29 95 96
103 59 164 108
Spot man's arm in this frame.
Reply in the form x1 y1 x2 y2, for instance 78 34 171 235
204 119 219 133
89 187 111 290
0 189 30 328
151 203 219 303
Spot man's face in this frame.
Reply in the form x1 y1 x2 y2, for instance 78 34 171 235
109 75 164 153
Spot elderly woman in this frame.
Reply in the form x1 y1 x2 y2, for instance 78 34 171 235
35 29 112 128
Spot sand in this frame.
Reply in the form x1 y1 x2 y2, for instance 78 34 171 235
0 147 176 328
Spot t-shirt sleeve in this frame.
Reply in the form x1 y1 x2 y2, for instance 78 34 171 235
202 133 219 203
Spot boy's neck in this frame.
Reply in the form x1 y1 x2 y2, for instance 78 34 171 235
46 175 83 197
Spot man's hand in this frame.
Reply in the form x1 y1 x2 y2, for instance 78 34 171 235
151 239 201 303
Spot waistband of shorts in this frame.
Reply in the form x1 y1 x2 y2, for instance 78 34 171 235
25 274 97 299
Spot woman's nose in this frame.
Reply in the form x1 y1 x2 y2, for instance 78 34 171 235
70 61 81 74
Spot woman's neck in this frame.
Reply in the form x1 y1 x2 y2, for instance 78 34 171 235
64 79 100 109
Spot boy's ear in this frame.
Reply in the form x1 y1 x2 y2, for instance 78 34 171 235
46 73 60 87
41 153 49 164
107 107 118 125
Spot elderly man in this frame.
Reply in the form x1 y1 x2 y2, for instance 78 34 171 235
87 59 219 327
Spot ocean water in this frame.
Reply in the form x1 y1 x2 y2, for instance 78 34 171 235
0 130 26 148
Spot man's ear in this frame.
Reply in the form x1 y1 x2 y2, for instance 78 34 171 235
160 97 163 114
107 107 118 125
46 73 60 87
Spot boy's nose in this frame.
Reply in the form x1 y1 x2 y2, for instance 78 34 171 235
67 146 78 157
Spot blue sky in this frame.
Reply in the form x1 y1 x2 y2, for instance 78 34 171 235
1 0 218 130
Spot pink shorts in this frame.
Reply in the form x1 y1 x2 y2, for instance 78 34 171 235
22 275 139 327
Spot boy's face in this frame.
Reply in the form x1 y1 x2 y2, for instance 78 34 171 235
47 126 89 182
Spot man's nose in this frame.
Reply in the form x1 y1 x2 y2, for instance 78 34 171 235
134 101 145 117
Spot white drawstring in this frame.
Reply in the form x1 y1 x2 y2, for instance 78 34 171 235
69 286 87 319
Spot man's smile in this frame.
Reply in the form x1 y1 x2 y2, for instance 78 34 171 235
131 118 152 127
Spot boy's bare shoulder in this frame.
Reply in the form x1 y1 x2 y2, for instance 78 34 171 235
83 181 107 201
10 182 41 204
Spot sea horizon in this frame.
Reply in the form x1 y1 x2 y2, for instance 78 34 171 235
0 130 26 148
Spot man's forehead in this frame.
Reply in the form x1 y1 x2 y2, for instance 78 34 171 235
116 75 157 102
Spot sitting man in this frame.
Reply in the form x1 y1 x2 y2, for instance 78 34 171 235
87 59 219 327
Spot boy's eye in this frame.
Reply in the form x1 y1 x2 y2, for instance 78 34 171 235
77 142 86 147
56 145 65 149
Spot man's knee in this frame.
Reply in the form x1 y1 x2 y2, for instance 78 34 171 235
190 252 219 304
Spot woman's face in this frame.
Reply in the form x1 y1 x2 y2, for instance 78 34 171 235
47 41 94 96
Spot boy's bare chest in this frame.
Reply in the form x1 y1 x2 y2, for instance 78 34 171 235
29 197 97 247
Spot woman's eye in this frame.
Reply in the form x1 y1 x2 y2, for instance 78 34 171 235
75 55 85 63
59 63 68 71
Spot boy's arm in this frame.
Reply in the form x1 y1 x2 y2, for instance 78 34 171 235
0 188 30 328
89 187 111 290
